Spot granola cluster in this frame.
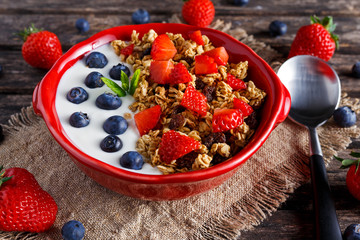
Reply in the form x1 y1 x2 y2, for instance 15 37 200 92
111 30 266 174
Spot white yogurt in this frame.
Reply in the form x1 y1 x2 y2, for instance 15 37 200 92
55 43 162 175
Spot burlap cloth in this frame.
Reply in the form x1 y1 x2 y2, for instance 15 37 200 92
2 18 360 240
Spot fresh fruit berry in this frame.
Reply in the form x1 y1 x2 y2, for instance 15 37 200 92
85 71 104 88
75 18 90 33
226 73 247 90
343 223 360 240
0 166 58 232
333 106 356 127
182 0 215 27
132 9 150 24
269 20 287 37
19 24 62 70
66 87 89 104
352 62 360 78
109 63 130 80
0 125 4 142
212 109 243 132
151 34 177 61
194 55 218 75
169 62 193 84
100 135 123 152
134 105 162 136
288 16 339 61
180 85 208 117
61 220 85 240
188 30 204 46
233 98 253 117
119 151 144 170
203 47 229 66
103 115 128 135
95 93 122 110
69 112 90 128
0 64 3 76
85 51 108 68
149 60 174 84
120 44 134 57
158 130 201 163
229 0 249 6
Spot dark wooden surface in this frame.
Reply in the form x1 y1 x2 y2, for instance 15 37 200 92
1 0 360 239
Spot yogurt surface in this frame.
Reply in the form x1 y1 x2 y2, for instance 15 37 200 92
55 43 162 175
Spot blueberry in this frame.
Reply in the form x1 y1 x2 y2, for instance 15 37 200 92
333 106 357 127
75 18 90 33
103 115 128 135
100 135 123 152
109 63 130 80
120 151 144 170
66 87 88 104
269 20 287 37
141 47 151 59
84 71 104 88
344 224 360 240
0 64 3 76
132 9 150 24
61 220 85 240
85 52 108 68
0 125 4 143
229 0 249 6
352 62 360 78
95 93 122 110
69 112 90 128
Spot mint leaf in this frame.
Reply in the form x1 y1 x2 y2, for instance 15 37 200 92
129 69 141 95
120 71 129 92
101 77 126 97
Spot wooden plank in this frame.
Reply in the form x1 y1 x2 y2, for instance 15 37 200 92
0 94 32 124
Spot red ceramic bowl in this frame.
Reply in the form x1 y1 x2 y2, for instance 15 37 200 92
32 23 290 201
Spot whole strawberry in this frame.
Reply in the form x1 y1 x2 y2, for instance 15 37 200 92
288 16 339 61
19 24 62 69
182 0 215 27
0 166 58 232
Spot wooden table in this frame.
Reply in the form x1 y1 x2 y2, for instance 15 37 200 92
1 0 359 239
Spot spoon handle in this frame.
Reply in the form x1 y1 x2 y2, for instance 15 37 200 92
310 154 342 240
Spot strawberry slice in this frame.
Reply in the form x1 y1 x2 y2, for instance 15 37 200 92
134 105 162 136
233 98 253 117
120 44 134 57
194 55 218 75
159 130 201 163
226 73 246 90
188 30 204 45
203 47 229 66
212 109 243 133
151 34 177 61
180 85 207 117
169 62 193 84
149 60 174 84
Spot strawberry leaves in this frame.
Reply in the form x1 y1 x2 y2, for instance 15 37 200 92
0 166 12 188
334 151 360 173
101 68 140 97
311 15 339 49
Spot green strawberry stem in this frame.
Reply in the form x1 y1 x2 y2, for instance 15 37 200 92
334 151 360 173
18 24 43 42
311 15 339 49
0 166 12 188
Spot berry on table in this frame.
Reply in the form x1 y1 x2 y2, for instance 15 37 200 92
182 0 215 27
230 0 249 6
75 18 90 33
119 151 144 170
66 87 88 104
269 20 287 37
352 62 360 78
343 223 360 240
85 71 104 88
0 125 4 142
69 112 90 128
0 64 3 76
85 52 108 68
109 63 130 79
61 220 85 240
95 93 122 110
333 106 356 127
100 135 123 152
132 9 150 24
103 115 128 135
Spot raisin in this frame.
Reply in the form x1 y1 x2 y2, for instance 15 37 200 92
176 151 198 169
211 154 228 165
203 85 215 102
169 114 185 130
172 105 186 115
203 132 226 149
245 111 258 129
195 78 206 90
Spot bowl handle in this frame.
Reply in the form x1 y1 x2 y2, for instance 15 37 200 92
275 83 291 125
32 82 42 116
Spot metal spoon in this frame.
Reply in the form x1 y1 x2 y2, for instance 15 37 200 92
277 55 342 240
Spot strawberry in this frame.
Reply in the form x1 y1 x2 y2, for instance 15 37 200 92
212 109 243 132
233 98 253 117
149 60 174 84
180 85 208 117
134 105 162 136
169 62 193 84
194 55 218 75
226 73 247 90
158 130 201 163
203 47 229 66
120 43 134 57
182 0 215 27
188 30 204 46
0 166 57 232
19 24 62 70
151 34 177 61
288 16 339 61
